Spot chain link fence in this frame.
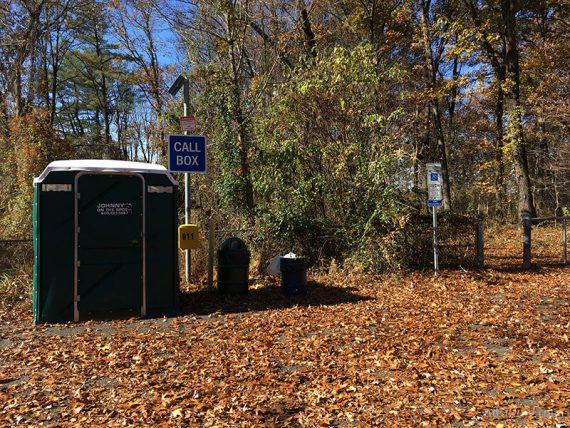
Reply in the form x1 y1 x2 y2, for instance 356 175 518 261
0 239 33 272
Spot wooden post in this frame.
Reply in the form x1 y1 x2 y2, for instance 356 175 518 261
207 217 215 290
563 218 567 266
522 215 532 269
476 223 484 268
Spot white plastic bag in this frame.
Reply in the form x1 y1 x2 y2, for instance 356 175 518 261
267 252 296 276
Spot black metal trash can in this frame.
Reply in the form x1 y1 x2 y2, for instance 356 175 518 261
280 257 307 296
217 237 250 295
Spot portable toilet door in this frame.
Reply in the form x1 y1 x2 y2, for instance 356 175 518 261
33 160 178 323
74 172 146 321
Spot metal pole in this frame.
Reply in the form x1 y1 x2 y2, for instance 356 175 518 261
433 206 439 276
184 173 191 282
183 78 191 283
563 218 567 265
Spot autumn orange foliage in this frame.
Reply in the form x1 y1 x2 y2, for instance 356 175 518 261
0 227 568 425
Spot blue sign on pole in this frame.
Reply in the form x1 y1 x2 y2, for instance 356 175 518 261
426 162 443 207
168 135 207 173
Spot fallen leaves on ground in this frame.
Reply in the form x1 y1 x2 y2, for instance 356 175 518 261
0 227 569 426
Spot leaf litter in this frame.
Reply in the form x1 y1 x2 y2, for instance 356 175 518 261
0 231 569 426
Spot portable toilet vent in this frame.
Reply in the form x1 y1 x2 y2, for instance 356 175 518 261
32 160 179 323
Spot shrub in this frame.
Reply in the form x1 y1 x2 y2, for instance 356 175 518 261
0 108 72 238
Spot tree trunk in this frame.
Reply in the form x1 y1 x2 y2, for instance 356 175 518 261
494 78 507 221
463 0 511 219
226 5 255 223
15 67 23 116
94 27 112 156
299 3 317 59
502 0 535 219
40 37 50 110
533 2 553 215
48 22 62 126
419 0 451 210
26 11 40 111
143 11 165 157
412 104 428 191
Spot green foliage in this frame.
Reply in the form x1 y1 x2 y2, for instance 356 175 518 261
56 2 135 154
1 0 566 275
191 64 251 213
252 44 413 269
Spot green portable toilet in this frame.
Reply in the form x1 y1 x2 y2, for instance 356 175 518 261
32 160 179 324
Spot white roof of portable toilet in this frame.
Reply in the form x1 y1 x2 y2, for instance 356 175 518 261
34 160 177 184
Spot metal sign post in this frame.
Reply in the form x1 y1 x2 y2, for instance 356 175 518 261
183 79 191 283
432 205 439 276
185 171 190 283
168 75 208 283
427 163 443 276
168 134 207 283
180 115 197 133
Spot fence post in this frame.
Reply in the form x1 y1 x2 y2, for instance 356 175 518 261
522 214 532 269
563 218 568 266
476 223 484 268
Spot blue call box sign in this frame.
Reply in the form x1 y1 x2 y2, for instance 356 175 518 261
168 135 207 173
